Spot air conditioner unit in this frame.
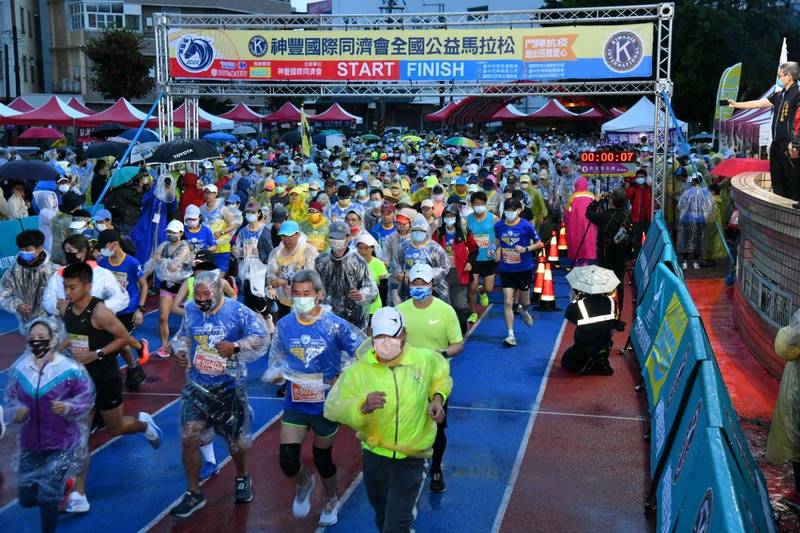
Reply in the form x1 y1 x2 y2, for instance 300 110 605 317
146 17 153 27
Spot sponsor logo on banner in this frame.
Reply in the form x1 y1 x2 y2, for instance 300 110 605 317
660 463 673 533
176 35 215 73
674 400 701 484
603 30 644 73
249 35 268 57
693 489 713 533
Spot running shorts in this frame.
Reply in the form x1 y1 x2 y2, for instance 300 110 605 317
282 408 339 439
499 269 533 291
470 260 497 278
95 379 124 411
180 382 247 446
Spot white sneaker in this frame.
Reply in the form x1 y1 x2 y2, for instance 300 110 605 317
681 261 688 270
138 412 163 449
0 405 6 440
693 262 701 270
521 310 533 327
503 334 517 347
66 491 90 513
319 497 339 526
292 474 315 518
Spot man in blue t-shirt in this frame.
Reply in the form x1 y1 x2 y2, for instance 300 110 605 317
493 198 544 347
265 269 365 527
97 229 149 390
466 191 497 316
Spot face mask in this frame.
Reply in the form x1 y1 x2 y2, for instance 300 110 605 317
309 213 322 224
18 251 37 263
635 177 646 185
370 200 382 210
504 210 519 222
167 234 180 243
95 223 108 232
186 219 199 229
357 190 368 199
443 217 456 228
179 170 187 176
100 247 114 257
374 337 403 361
58 184 70 193
329 239 348 253
339 198 350 207
196 298 214 313
64 251 81 264
246 213 259 223
411 230 427 243
409 285 432 301
28 339 50 358
275 186 286 195
473 205 487 215
292 296 317 314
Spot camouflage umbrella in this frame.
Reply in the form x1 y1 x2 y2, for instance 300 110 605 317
565 265 620 295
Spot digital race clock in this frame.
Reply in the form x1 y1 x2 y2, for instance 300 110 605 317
579 151 637 163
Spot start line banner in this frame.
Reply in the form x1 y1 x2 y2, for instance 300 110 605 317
167 23 653 82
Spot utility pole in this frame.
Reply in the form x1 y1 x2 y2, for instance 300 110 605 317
9 0 20 96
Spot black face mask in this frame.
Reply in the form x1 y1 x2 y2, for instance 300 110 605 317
64 251 81 265
28 339 50 358
196 299 214 313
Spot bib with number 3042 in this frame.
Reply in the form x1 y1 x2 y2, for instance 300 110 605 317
193 344 227 376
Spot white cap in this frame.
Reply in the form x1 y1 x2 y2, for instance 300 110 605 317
184 204 201 220
203 184 218 193
201 160 214 169
420 199 434 208
468 163 479 175
371 307 405 338
166 220 184 233
409 262 434 283
357 232 378 248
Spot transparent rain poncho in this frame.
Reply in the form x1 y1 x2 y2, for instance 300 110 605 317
768 310 800 464
314 250 378 330
144 239 192 286
0 250 58 334
172 271 270 451
4 318 95 488
678 184 714 224
265 233 319 306
262 304 366 390
33 191 58 254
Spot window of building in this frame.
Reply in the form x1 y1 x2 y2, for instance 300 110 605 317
28 11 32 39
19 7 24 35
30 58 35 85
125 15 141 31
22 57 27 82
69 1 127 30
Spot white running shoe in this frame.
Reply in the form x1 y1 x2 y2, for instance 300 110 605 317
66 491 90 513
319 497 339 527
503 334 517 347
693 261 701 270
681 261 688 270
521 310 533 327
0 405 5 440
292 474 315 518
138 412 163 449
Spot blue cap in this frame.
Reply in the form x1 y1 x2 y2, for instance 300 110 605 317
275 175 289 184
454 177 468 186
93 209 112 222
277 220 300 236
226 194 241 204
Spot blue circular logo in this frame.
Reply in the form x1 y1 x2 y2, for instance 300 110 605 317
176 35 215 73
249 36 267 57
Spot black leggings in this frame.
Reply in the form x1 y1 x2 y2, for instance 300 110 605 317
430 401 449 474
18 485 59 533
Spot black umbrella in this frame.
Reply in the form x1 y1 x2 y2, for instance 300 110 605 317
148 138 219 164
280 131 301 144
0 159 62 181
84 141 129 160
91 123 127 139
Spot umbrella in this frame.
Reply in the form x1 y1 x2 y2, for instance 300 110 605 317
232 125 257 135
91 123 127 139
119 128 160 143
401 134 423 143
689 131 714 142
565 265 620 295
108 166 141 188
203 132 238 142
280 131 301 144
0 159 61 181
709 157 770 178
19 127 65 140
359 134 381 142
84 141 129 160
128 142 160 164
443 136 478 148
148 138 219 164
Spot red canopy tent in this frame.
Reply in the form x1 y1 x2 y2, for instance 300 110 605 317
609 107 626 117
491 104 529 122
171 103 212 129
220 103 264 123
440 95 514 125
8 97 34 113
575 107 608 120
525 99 581 120
6 96 87 126
261 102 303 123
310 103 362 124
721 107 771 145
67 97 96 116
424 101 463 122
76 98 156 128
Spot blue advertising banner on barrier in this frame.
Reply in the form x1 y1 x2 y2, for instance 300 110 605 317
0 218 31 276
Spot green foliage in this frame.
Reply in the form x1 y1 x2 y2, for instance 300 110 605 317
83 29 154 100
541 0 800 127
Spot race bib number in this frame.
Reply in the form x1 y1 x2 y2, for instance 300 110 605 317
242 239 258 259
152 212 161 224
502 248 521 264
474 234 490 249
290 382 325 403
112 270 128 291
193 344 227 376
68 334 89 354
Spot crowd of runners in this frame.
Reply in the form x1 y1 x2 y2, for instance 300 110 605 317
0 128 725 531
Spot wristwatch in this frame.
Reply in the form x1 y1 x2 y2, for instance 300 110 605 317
137 305 146 312
440 350 449 358
96 350 105 360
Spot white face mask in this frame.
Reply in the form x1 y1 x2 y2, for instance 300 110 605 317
100 247 114 257
246 213 258 223
186 219 199 229
292 296 317 315
329 239 348 253
96 223 108 232
504 210 519 222
473 205 487 215
443 217 456 227
635 177 646 185
58 184 70 193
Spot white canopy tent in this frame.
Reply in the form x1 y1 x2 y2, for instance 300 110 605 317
601 96 688 136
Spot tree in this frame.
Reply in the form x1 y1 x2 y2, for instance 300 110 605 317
541 0 800 127
84 29 154 100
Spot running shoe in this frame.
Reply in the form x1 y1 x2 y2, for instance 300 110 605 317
138 338 150 365
199 461 219 482
125 365 146 392
234 475 254 504
479 290 489 308
138 412 163 449
521 310 533 327
156 347 170 358
170 491 206 518
319 497 339 527
430 471 446 493
65 491 90 513
693 261 701 270
276 382 287 398
503 334 517 347
292 474 315 518
467 312 478 326
0 405 5 440
60 478 75 510
681 261 688 270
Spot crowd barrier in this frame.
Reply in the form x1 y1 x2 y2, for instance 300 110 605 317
633 211 775 532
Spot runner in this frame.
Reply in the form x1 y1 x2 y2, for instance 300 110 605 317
465 191 498 317
266 220 319 319
325 307 452 533
60 262 162 513
4 318 95 533
232 200 272 316
357 232 389 318
170 271 271 518
264 269 365 526
397 263 464 493
494 197 544 347
399 214 450 302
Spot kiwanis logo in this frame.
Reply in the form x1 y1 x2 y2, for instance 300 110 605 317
176 35 215 73
603 31 644 73
249 35 268 57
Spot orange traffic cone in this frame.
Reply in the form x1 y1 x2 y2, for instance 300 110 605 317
532 254 546 301
547 230 559 267
558 223 568 254
641 232 647 248
538 263 556 311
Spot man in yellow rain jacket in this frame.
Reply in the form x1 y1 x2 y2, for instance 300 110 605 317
324 307 452 533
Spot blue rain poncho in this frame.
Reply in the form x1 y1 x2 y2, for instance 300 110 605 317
131 173 178 265
678 184 714 224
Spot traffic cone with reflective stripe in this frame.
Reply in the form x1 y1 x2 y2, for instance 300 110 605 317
532 254 546 302
558 223 568 254
538 263 556 311
547 230 559 267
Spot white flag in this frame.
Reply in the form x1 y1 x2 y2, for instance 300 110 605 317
775 37 788 92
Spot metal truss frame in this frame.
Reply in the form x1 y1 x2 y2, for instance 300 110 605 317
155 3 674 209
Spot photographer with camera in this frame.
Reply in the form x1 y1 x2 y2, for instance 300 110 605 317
726 61 800 207
585 189 631 314
561 287 618 376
